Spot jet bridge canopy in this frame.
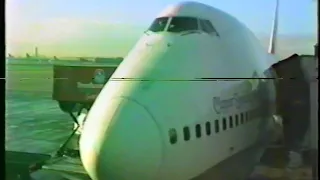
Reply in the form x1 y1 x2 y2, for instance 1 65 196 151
271 54 311 114
271 53 316 153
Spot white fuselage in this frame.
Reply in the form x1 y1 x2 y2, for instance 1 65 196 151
79 2 278 180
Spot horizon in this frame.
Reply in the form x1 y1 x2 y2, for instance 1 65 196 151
6 0 317 59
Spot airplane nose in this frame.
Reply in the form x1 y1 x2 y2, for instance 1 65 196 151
79 97 163 180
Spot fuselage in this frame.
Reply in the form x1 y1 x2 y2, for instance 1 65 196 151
79 2 278 180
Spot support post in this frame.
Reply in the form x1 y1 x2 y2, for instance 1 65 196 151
311 1 318 178
311 43 318 180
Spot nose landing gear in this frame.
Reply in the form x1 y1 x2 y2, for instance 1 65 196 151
54 102 90 158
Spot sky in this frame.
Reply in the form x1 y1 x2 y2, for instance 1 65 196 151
6 0 317 58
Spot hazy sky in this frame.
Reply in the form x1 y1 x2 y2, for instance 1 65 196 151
6 0 317 58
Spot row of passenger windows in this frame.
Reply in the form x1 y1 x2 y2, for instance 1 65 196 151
168 109 260 144
148 16 218 35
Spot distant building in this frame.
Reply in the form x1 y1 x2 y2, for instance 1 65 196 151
80 57 90 62
115 57 124 61
94 57 123 63
94 57 110 63
35 47 39 57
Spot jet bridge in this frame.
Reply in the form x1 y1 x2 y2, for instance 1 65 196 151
259 53 318 180
270 53 317 147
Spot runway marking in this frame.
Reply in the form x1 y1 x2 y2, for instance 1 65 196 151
8 125 19 128
31 170 66 180
6 101 32 108
6 138 61 154
6 104 61 116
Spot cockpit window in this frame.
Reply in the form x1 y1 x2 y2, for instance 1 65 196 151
167 17 198 33
148 17 169 32
199 19 218 35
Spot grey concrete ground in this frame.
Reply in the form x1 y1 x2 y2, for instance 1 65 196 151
5 91 75 180
5 91 73 154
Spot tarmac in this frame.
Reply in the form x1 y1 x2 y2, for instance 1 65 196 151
5 91 73 179
5 91 72 154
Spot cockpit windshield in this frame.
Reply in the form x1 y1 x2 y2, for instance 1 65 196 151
167 17 198 33
147 16 218 35
148 17 169 32
199 19 217 34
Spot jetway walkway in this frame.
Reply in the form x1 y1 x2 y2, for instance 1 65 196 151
272 54 317 151
254 54 318 180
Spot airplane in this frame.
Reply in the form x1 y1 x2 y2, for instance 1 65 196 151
78 1 280 180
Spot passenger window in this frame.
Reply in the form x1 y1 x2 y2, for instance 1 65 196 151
235 114 239 126
183 126 191 141
168 17 198 33
195 124 202 138
169 128 178 144
222 118 227 130
205 122 211 135
240 113 244 124
148 17 169 32
252 109 256 119
229 116 233 128
252 109 257 119
199 19 218 35
215 120 220 133
256 109 260 118
249 110 253 120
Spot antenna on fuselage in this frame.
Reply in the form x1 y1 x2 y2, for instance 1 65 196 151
268 0 279 54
